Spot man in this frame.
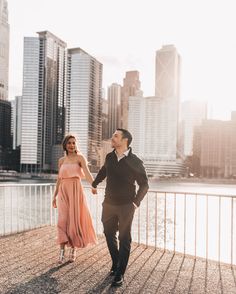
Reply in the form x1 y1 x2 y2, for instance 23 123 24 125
91 129 149 287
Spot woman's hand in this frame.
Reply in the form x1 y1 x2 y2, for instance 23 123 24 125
91 187 97 195
52 197 57 208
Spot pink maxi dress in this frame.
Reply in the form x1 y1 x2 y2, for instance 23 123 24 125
57 162 97 248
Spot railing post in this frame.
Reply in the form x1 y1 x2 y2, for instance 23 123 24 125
23 185 26 232
34 185 37 229
146 194 149 248
3 189 5 235
164 192 167 251
54 184 57 226
218 197 221 263
184 193 186 255
29 185 32 229
17 186 19 233
40 185 43 227
206 195 208 261
138 203 140 245
195 194 198 259
231 198 234 267
155 192 158 249
174 193 176 253
10 187 13 234
96 193 98 234
50 185 53 226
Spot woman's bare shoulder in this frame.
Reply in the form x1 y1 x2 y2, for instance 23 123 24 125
59 156 66 164
76 153 87 163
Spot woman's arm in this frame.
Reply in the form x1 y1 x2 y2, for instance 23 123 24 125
52 158 63 208
78 154 94 185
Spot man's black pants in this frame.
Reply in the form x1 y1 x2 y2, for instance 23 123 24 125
102 202 135 275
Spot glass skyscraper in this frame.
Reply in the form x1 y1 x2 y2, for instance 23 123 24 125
155 44 181 161
128 45 184 176
121 71 141 129
21 31 67 172
0 0 9 101
107 83 121 138
66 48 102 172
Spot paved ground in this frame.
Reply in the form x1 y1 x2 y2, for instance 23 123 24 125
0 226 236 293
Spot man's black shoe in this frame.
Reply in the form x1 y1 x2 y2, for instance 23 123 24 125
112 274 124 287
109 268 117 276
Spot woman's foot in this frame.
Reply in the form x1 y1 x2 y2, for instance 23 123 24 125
58 248 65 264
69 248 76 262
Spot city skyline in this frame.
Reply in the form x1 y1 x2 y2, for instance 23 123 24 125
7 0 236 120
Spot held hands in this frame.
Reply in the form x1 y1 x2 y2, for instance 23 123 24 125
52 197 57 208
133 202 138 209
91 187 97 195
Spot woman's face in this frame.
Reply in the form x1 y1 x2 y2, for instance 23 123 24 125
66 138 76 154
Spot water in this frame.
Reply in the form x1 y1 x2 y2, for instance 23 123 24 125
1 178 236 194
149 180 236 195
1 179 236 265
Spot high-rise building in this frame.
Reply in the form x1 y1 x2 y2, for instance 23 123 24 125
128 45 184 176
0 0 9 101
128 95 185 176
66 48 102 172
0 99 11 149
101 97 109 140
21 31 67 172
121 71 142 129
155 45 181 161
128 95 145 155
179 100 207 156
107 83 121 138
155 45 180 98
193 113 236 178
12 96 22 149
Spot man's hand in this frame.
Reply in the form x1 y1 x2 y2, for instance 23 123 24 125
133 202 138 209
91 187 97 195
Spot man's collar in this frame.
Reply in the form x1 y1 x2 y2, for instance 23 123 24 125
123 148 130 156
114 147 131 157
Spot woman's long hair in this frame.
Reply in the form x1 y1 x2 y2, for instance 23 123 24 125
62 134 79 155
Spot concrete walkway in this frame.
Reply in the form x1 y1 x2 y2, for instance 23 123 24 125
0 226 235 293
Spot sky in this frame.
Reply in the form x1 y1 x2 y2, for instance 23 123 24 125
7 0 236 120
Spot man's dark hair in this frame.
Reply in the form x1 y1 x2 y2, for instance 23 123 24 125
117 128 132 147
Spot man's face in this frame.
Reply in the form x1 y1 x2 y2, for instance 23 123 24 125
111 130 127 149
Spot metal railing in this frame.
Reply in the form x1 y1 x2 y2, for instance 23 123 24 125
0 183 235 266
0 183 57 235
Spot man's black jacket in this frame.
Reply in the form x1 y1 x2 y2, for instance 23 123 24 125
92 148 149 207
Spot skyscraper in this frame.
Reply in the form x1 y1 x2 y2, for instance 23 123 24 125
12 96 22 149
21 31 67 172
179 100 207 157
107 83 121 138
128 95 145 155
195 114 236 178
155 45 181 161
101 97 109 140
0 99 11 149
0 0 9 101
155 45 180 98
121 71 142 129
66 48 102 172
128 45 184 176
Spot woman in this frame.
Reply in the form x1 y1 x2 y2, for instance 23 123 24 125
52 134 97 263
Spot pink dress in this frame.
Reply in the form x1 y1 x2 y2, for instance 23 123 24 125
57 162 97 248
